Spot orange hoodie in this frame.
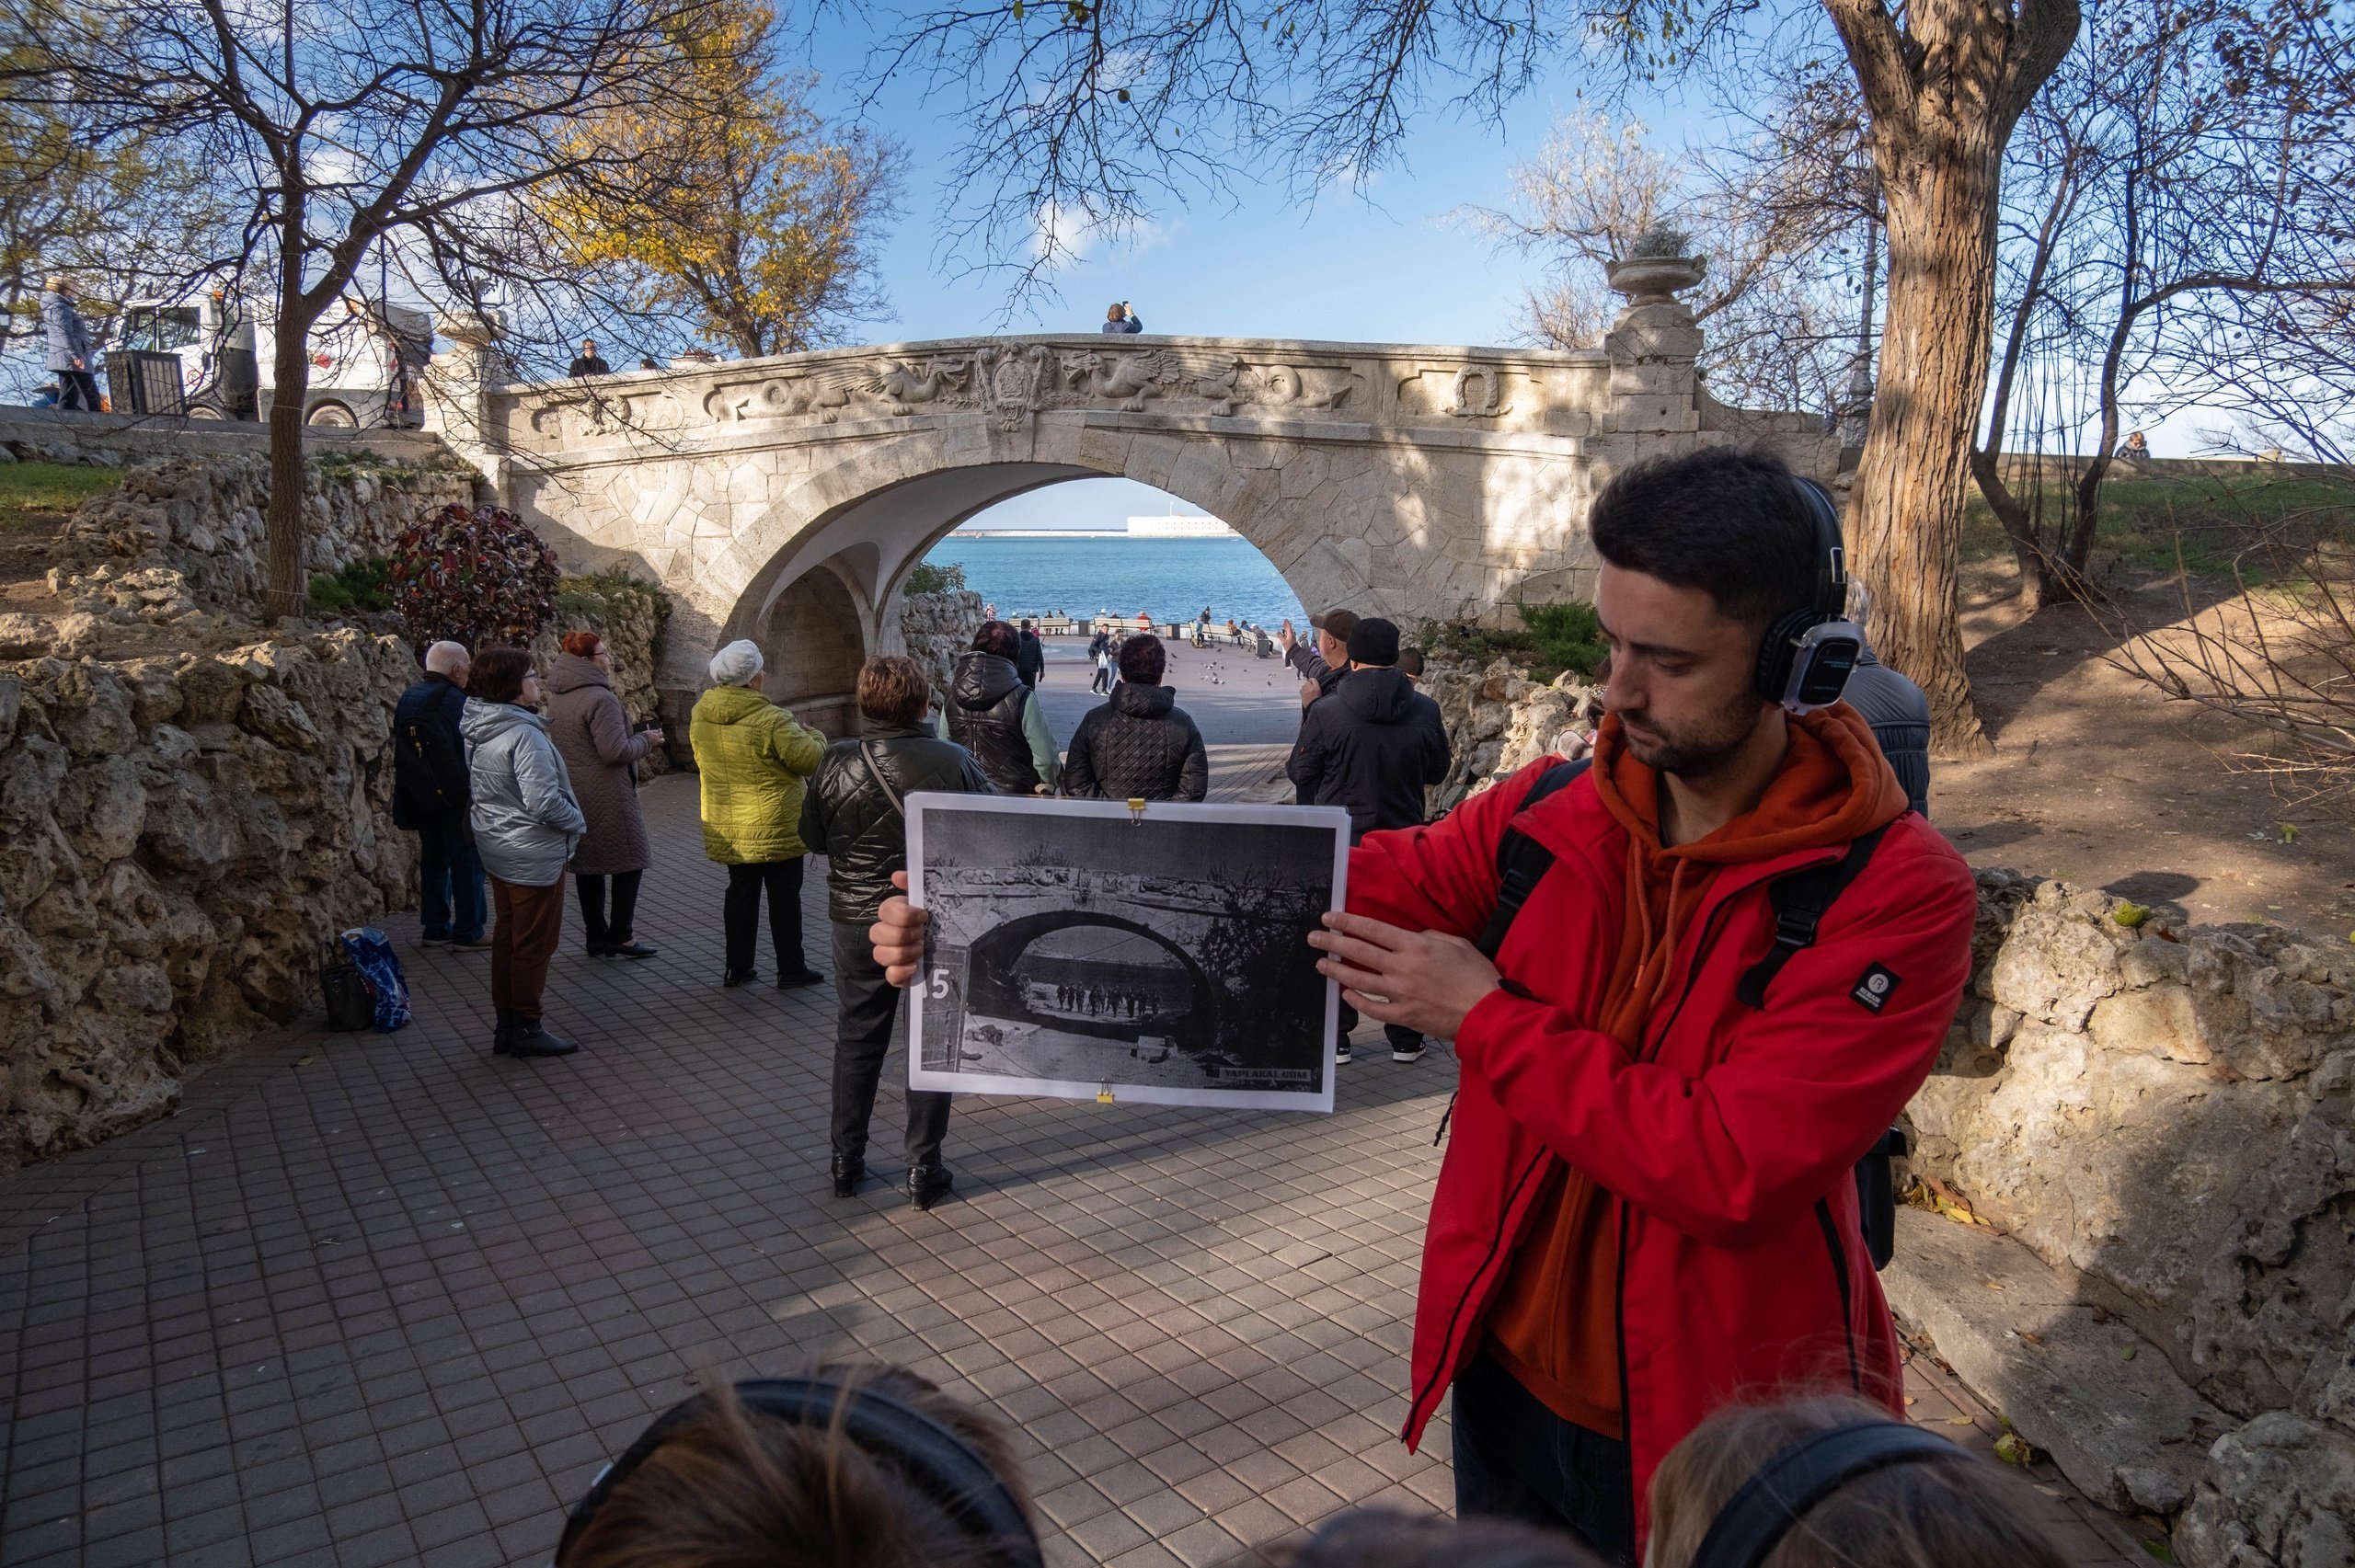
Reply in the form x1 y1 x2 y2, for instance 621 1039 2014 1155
1483 704 1910 1436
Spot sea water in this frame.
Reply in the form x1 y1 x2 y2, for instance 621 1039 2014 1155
921 535 1310 631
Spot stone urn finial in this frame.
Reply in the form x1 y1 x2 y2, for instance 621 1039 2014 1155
1606 225 1707 306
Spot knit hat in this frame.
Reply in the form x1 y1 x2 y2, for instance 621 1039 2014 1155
708 639 764 686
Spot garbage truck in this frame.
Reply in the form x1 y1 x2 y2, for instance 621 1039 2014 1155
105 292 433 428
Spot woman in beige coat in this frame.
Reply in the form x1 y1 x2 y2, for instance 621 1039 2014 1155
546 631 663 957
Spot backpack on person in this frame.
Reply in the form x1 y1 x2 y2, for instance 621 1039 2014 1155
1473 758 1908 1268
396 690 471 815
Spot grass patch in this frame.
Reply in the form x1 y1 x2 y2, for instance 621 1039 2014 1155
307 556 393 614
1426 600 1607 685
1962 468 2355 580
905 559 968 595
0 460 121 529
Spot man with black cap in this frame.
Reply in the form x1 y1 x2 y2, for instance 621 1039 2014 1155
1287 615 1451 1063
1278 607 1358 713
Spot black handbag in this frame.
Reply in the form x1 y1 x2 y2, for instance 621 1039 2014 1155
321 940 373 1032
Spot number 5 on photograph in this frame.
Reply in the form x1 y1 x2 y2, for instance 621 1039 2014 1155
904 794 1352 1113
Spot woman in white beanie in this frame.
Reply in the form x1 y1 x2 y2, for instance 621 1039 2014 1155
689 639 828 989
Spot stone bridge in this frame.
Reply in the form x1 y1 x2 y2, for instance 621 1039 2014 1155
426 268 1832 732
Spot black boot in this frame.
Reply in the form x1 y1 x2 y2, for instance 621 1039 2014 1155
506 1018 580 1058
831 1154 865 1198
492 1008 517 1055
905 1162 954 1211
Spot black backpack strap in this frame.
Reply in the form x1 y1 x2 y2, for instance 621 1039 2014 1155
1733 824 1892 1009
1473 757 1591 959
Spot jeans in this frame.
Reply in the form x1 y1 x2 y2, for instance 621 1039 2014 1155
723 858 809 977
828 921 951 1169
1451 1354 1636 1567
58 370 101 412
575 869 642 950
418 818 486 942
489 876 567 1021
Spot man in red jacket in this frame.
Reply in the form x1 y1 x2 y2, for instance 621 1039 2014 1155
1304 448 1977 1562
865 448 1976 1564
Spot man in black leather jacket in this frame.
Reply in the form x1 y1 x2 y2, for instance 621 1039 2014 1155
799 655 994 1209
1063 635 1210 802
946 621 1062 795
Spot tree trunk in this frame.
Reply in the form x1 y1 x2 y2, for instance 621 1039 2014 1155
1847 123 2009 757
262 323 312 624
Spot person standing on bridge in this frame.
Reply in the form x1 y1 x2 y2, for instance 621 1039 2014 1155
569 338 613 377
801 656 994 1209
1063 634 1210 803
946 621 1061 795
1103 302 1144 334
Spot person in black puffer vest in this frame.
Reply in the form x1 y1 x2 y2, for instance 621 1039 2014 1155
945 621 1063 795
800 656 994 1210
1063 635 1209 802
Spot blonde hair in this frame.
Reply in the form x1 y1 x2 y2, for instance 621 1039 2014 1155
1647 1397 2074 1568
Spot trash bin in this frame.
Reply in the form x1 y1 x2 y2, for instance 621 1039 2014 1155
103 350 189 417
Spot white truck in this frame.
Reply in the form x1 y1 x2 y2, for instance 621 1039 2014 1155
106 292 434 428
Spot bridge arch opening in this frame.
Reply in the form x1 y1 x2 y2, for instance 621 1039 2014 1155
725 459 1327 734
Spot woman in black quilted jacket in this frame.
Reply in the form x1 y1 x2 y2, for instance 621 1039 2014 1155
1062 635 1210 802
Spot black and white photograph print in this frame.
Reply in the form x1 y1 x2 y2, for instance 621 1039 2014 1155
905 795 1351 1113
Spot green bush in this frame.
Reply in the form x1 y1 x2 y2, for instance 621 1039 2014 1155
1427 600 1607 684
306 556 394 614
905 559 968 594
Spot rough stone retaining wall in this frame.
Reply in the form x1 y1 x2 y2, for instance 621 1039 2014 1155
1418 650 1598 812
1913 876 2355 1564
43 452 475 629
0 632 419 1173
901 589 985 708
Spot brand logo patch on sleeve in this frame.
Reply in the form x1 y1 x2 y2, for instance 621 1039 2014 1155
1851 963 1901 1013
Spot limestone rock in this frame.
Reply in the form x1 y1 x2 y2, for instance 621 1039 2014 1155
0 630 421 1172
2176 1413 2355 1568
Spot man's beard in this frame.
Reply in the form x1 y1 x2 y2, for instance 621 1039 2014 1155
1618 689 1765 780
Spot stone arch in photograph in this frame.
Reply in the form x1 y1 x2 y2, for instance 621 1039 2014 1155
964 910 1214 1050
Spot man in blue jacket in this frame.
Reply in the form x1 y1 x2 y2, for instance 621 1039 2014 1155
42 278 100 413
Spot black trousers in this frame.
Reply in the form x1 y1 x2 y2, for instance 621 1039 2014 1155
828 921 951 1169
59 371 101 412
1337 1001 1424 1056
1452 1354 1636 1567
574 869 642 949
723 858 807 977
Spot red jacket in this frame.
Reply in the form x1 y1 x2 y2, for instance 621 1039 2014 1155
1349 753 1977 1537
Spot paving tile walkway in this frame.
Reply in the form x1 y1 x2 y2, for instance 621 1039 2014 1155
3 758 2150 1567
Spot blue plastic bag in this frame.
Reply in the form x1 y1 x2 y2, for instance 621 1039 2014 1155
339 926 412 1034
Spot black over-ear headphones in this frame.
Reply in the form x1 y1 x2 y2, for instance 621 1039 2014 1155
1752 476 1865 714
1689 1419 1958 1568
553 1376 1045 1568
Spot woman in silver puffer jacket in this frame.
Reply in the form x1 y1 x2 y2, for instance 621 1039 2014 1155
462 647 588 1059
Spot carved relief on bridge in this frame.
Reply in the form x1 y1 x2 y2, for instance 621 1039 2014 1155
501 336 1631 453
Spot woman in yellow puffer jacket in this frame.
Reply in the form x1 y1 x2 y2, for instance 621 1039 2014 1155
690 639 827 989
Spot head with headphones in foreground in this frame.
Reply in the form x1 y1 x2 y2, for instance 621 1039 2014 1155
553 1362 1040 1568
1644 1396 2074 1568
1588 447 1863 784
